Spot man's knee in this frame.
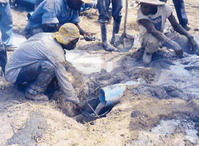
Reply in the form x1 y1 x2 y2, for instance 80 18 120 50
112 0 122 22
97 0 110 23
143 34 159 53
40 61 55 75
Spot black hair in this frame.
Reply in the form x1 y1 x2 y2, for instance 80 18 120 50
61 38 79 51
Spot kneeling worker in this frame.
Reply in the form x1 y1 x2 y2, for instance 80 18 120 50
24 0 94 41
136 0 198 64
5 23 80 105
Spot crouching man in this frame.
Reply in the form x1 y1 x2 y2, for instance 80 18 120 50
5 23 80 105
24 0 94 41
136 0 198 64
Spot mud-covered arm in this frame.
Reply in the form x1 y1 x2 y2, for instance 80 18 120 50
138 19 182 56
168 14 192 39
55 63 80 105
168 14 198 51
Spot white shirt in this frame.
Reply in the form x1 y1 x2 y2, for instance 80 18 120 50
137 4 172 45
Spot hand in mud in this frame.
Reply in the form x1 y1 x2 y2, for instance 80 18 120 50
83 32 96 41
171 41 183 58
189 38 198 51
75 102 85 111
175 49 183 58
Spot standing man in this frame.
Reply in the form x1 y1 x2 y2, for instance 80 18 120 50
0 0 13 74
136 0 197 64
6 23 80 105
24 0 94 41
97 0 122 51
0 42 6 74
160 0 190 31
173 0 190 30
0 0 14 49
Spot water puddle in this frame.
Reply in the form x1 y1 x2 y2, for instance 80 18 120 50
65 50 113 74
154 55 199 99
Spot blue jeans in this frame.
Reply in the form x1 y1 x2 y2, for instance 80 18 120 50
173 0 188 26
97 0 122 23
0 3 13 46
0 42 6 73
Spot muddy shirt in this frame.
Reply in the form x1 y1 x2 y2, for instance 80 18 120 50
25 0 80 31
5 33 77 100
137 4 172 46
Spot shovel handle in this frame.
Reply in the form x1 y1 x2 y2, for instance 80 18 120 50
123 0 128 34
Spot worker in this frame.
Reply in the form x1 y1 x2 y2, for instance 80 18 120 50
35 0 96 11
24 0 94 41
97 0 123 51
5 23 80 105
136 0 198 64
160 0 190 31
0 0 15 50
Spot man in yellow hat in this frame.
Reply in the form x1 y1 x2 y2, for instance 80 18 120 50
24 0 95 41
136 0 198 64
5 23 80 105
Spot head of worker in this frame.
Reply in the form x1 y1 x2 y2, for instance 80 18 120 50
53 23 80 50
67 0 89 10
137 0 166 15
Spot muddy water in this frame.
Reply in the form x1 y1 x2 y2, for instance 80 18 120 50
65 50 114 74
152 54 199 99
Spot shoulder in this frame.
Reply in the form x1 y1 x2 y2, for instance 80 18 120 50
162 4 172 17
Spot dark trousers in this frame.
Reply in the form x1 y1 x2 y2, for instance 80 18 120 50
173 0 188 26
97 0 122 23
0 42 7 73
16 62 41 85
16 61 57 94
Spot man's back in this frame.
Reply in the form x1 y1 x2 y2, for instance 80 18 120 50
26 0 80 30
5 33 65 83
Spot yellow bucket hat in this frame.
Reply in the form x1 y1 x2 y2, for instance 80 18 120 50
53 23 80 45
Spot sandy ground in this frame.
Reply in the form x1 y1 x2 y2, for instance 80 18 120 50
0 0 199 145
